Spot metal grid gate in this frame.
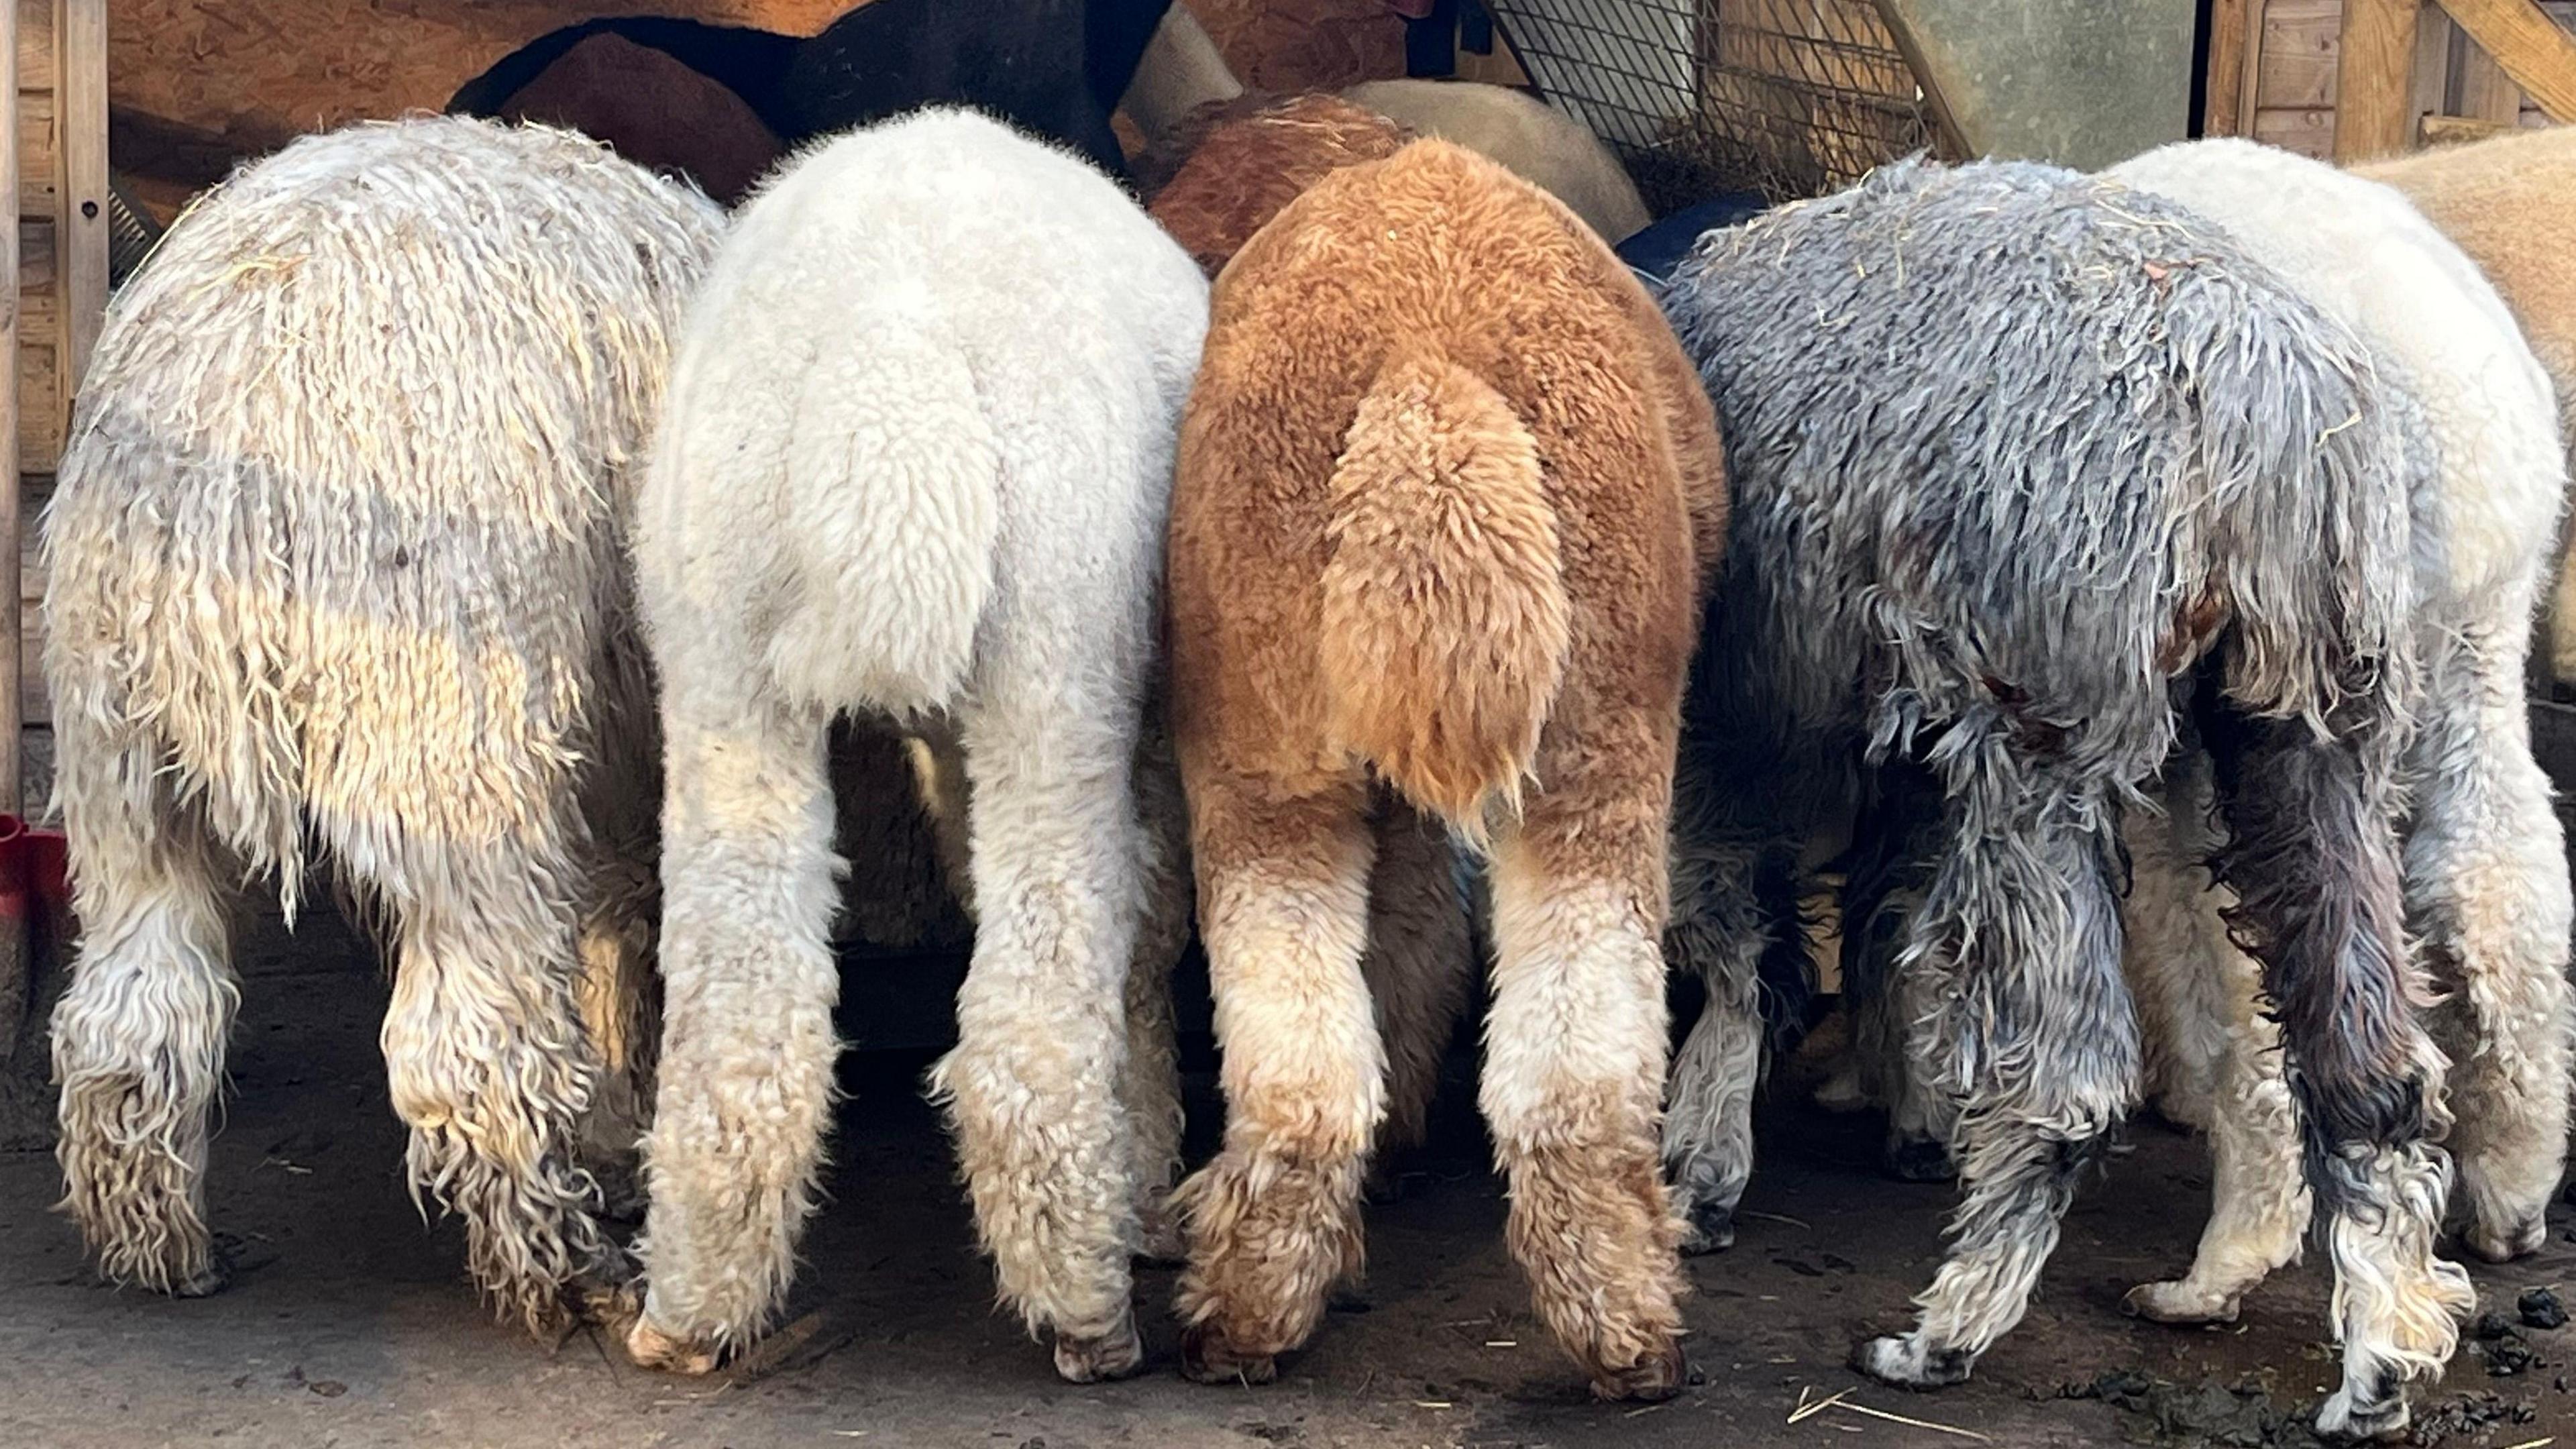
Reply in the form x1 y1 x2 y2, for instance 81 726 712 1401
1479 0 1951 209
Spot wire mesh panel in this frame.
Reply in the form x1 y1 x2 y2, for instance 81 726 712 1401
1483 0 1951 210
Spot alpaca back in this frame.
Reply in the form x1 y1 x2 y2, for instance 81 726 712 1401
42 117 724 906
1660 158 2418 772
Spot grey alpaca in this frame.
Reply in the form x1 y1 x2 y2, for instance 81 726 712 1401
1654 158 2462 1437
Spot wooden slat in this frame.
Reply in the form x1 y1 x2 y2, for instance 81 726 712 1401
15 0 49 96
2254 103 2339 153
2207 0 2255 133
2437 0 2576 119
1 0 20 811
2415 3 2458 117
2339 0 2424 158
2421 109 2519 137
2457 32 2528 119
2259 0 2345 107
14 84 48 215
2237 0 2272 132
54 0 99 401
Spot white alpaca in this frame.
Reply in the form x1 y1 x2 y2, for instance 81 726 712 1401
1342 78 1652 242
625 107 1207 1383
42 117 722 1334
2105 138 2568 1440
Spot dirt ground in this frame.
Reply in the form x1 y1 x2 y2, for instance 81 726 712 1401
7 910 2576 1449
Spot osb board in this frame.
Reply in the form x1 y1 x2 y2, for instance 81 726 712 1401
2251 0 2576 156
1183 0 1404 93
109 0 855 186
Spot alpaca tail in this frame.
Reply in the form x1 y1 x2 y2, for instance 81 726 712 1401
1318 348 1569 847
763 320 1002 716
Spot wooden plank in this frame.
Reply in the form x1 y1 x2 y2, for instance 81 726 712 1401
2415 3 2457 118
54 0 98 403
2236 0 2271 132
1864 0 1974 162
2206 0 2253 133
2420 109 2519 137
2436 0 2576 119
2254 102 2338 153
15 84 49 215
2339 0 2424 158
2259 0 2345 108
16 0 49 96
0 0 20 812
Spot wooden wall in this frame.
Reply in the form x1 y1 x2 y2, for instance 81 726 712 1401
2239 0 2572 154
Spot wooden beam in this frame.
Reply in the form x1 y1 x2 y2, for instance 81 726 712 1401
0 0 19 815
56 0 102 398
1864 0 1974 161
2236 0 2269 135
2455 21 2529 120
2335 0 2423 160
2419 109 2518 138
2436 0 2576 120
2206 0 2253 133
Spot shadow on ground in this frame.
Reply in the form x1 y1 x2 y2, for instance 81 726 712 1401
5 908 2573 1449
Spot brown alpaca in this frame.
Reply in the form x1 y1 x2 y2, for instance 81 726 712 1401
2358 127 2576 684
1142 93 1414 272
1163 137 1725 1400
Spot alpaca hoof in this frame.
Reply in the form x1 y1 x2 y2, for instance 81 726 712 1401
2316 1382 2408 1442
1854 1334 1972 1389
168 1258 231 1299
1180 1322 1279 1385
1588 1338 1687 1402
1678 1199 1735 1256
1053 1311 1146 1383
1362 1167 1410 1207
1326 1284 1373 1313
626 1316 722 1375
2465 1214 2546 1264
1882 1138 1956 1183
2122 1279 2241 1326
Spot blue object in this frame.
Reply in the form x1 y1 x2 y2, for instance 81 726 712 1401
1614 192 1769 280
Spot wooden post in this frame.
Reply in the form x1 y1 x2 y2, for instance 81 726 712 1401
0 1 23 817
2336 0 2424 160
2205 0 2253 135
2437 0 2576 120
56 0 101 391
1866 0 1974 160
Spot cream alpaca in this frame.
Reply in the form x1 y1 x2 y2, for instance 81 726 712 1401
625 107 1207 1383
42 116 722 1334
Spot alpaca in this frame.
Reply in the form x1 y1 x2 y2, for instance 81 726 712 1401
483 32 784 205
623 109 1207 1384
2096 137 2569 1354
42 116 723 1336
1340 79 1652 242
1165 137 1725 1399
2357 127 2576 686
1144 91 1480 1185
1656 157 2461 1438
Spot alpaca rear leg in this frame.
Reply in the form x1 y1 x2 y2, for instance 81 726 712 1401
630 696 842 1373
1854 774 2135 1391
1122 724 1192 1263
1660 837 1783 1253
1362 799 1472 1201
2121 757 2306 1326
574 851 659 1227
1173 770 1380 1386
2406 635 2573 1263
1484 722 1687 1402
934 700 1159 1384
382 857 611 1340
2206 707 2471 1440
52 775 236 1299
